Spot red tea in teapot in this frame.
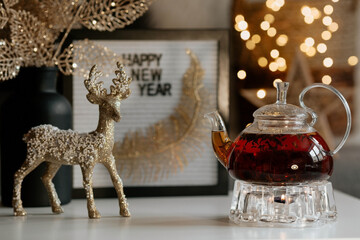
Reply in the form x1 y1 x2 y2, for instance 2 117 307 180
207 80 351 224
213 131 333 185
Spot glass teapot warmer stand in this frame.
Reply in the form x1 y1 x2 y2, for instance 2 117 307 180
229 180 336 226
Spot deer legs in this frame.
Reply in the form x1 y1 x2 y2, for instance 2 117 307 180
78 159 130 219
103 156 130 217
13 158 43 216
13 158 128 219
13 159 63 216
41 162 63 214
80 165 101 219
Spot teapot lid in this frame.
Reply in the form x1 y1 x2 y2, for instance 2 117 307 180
253 82 308 121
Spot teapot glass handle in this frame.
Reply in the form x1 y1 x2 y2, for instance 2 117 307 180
299 83 351 156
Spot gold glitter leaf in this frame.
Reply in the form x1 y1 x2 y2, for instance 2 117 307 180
0 39 21 81
3 0 18 7
114 50 212 183
79 0 153 31
71 39 124 77
9 9 56 67
56 44 74 75
36 0 78 32
0 4 8 29
0 0 152 80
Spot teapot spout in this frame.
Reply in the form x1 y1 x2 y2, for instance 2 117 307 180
205 111 234 168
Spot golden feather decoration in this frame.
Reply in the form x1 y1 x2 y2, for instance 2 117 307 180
0 0 152 81
113 50 212 182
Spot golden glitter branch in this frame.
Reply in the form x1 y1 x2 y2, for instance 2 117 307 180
79 0 152 32
113 50 212 182
0 0 153 81
57 39 125 76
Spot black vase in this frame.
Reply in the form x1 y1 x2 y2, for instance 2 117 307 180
0 67 72 207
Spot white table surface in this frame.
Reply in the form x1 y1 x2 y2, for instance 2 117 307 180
1 190 360 240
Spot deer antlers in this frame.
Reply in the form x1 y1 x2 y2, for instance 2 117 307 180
84 62 132 104
110 62 132 99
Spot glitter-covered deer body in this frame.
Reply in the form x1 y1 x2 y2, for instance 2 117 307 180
12 63 131 219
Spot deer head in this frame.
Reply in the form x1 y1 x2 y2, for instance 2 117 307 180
84 62 132 122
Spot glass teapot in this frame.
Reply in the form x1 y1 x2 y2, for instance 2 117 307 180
206 82 351 185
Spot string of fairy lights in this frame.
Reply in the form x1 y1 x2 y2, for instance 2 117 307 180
234 0 358 99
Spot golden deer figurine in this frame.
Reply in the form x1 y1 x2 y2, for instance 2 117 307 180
12 63 131 219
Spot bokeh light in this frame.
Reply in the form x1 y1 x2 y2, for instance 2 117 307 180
322 16 333 26
300 43 309 52
270 49 280 58
264 14 275 24
237 70 247 80
311 7 321 19
305 47 316 57
260 21 270 31
246 40 256 50
321 31 332 40
240 30 250 40
322 75 332 84
324 5 334 15
238 20 248 31
323 57 334 68
328 22 339 32
235 14 244 22
276 57 286 67
252 34 261 43
267 27 277 37
305 37 315 47
301 6 311 16
258 57 268 67
317 43 327 53
269 62 279 72
348 56 359 66
257 89 267 99
276 34 288 46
